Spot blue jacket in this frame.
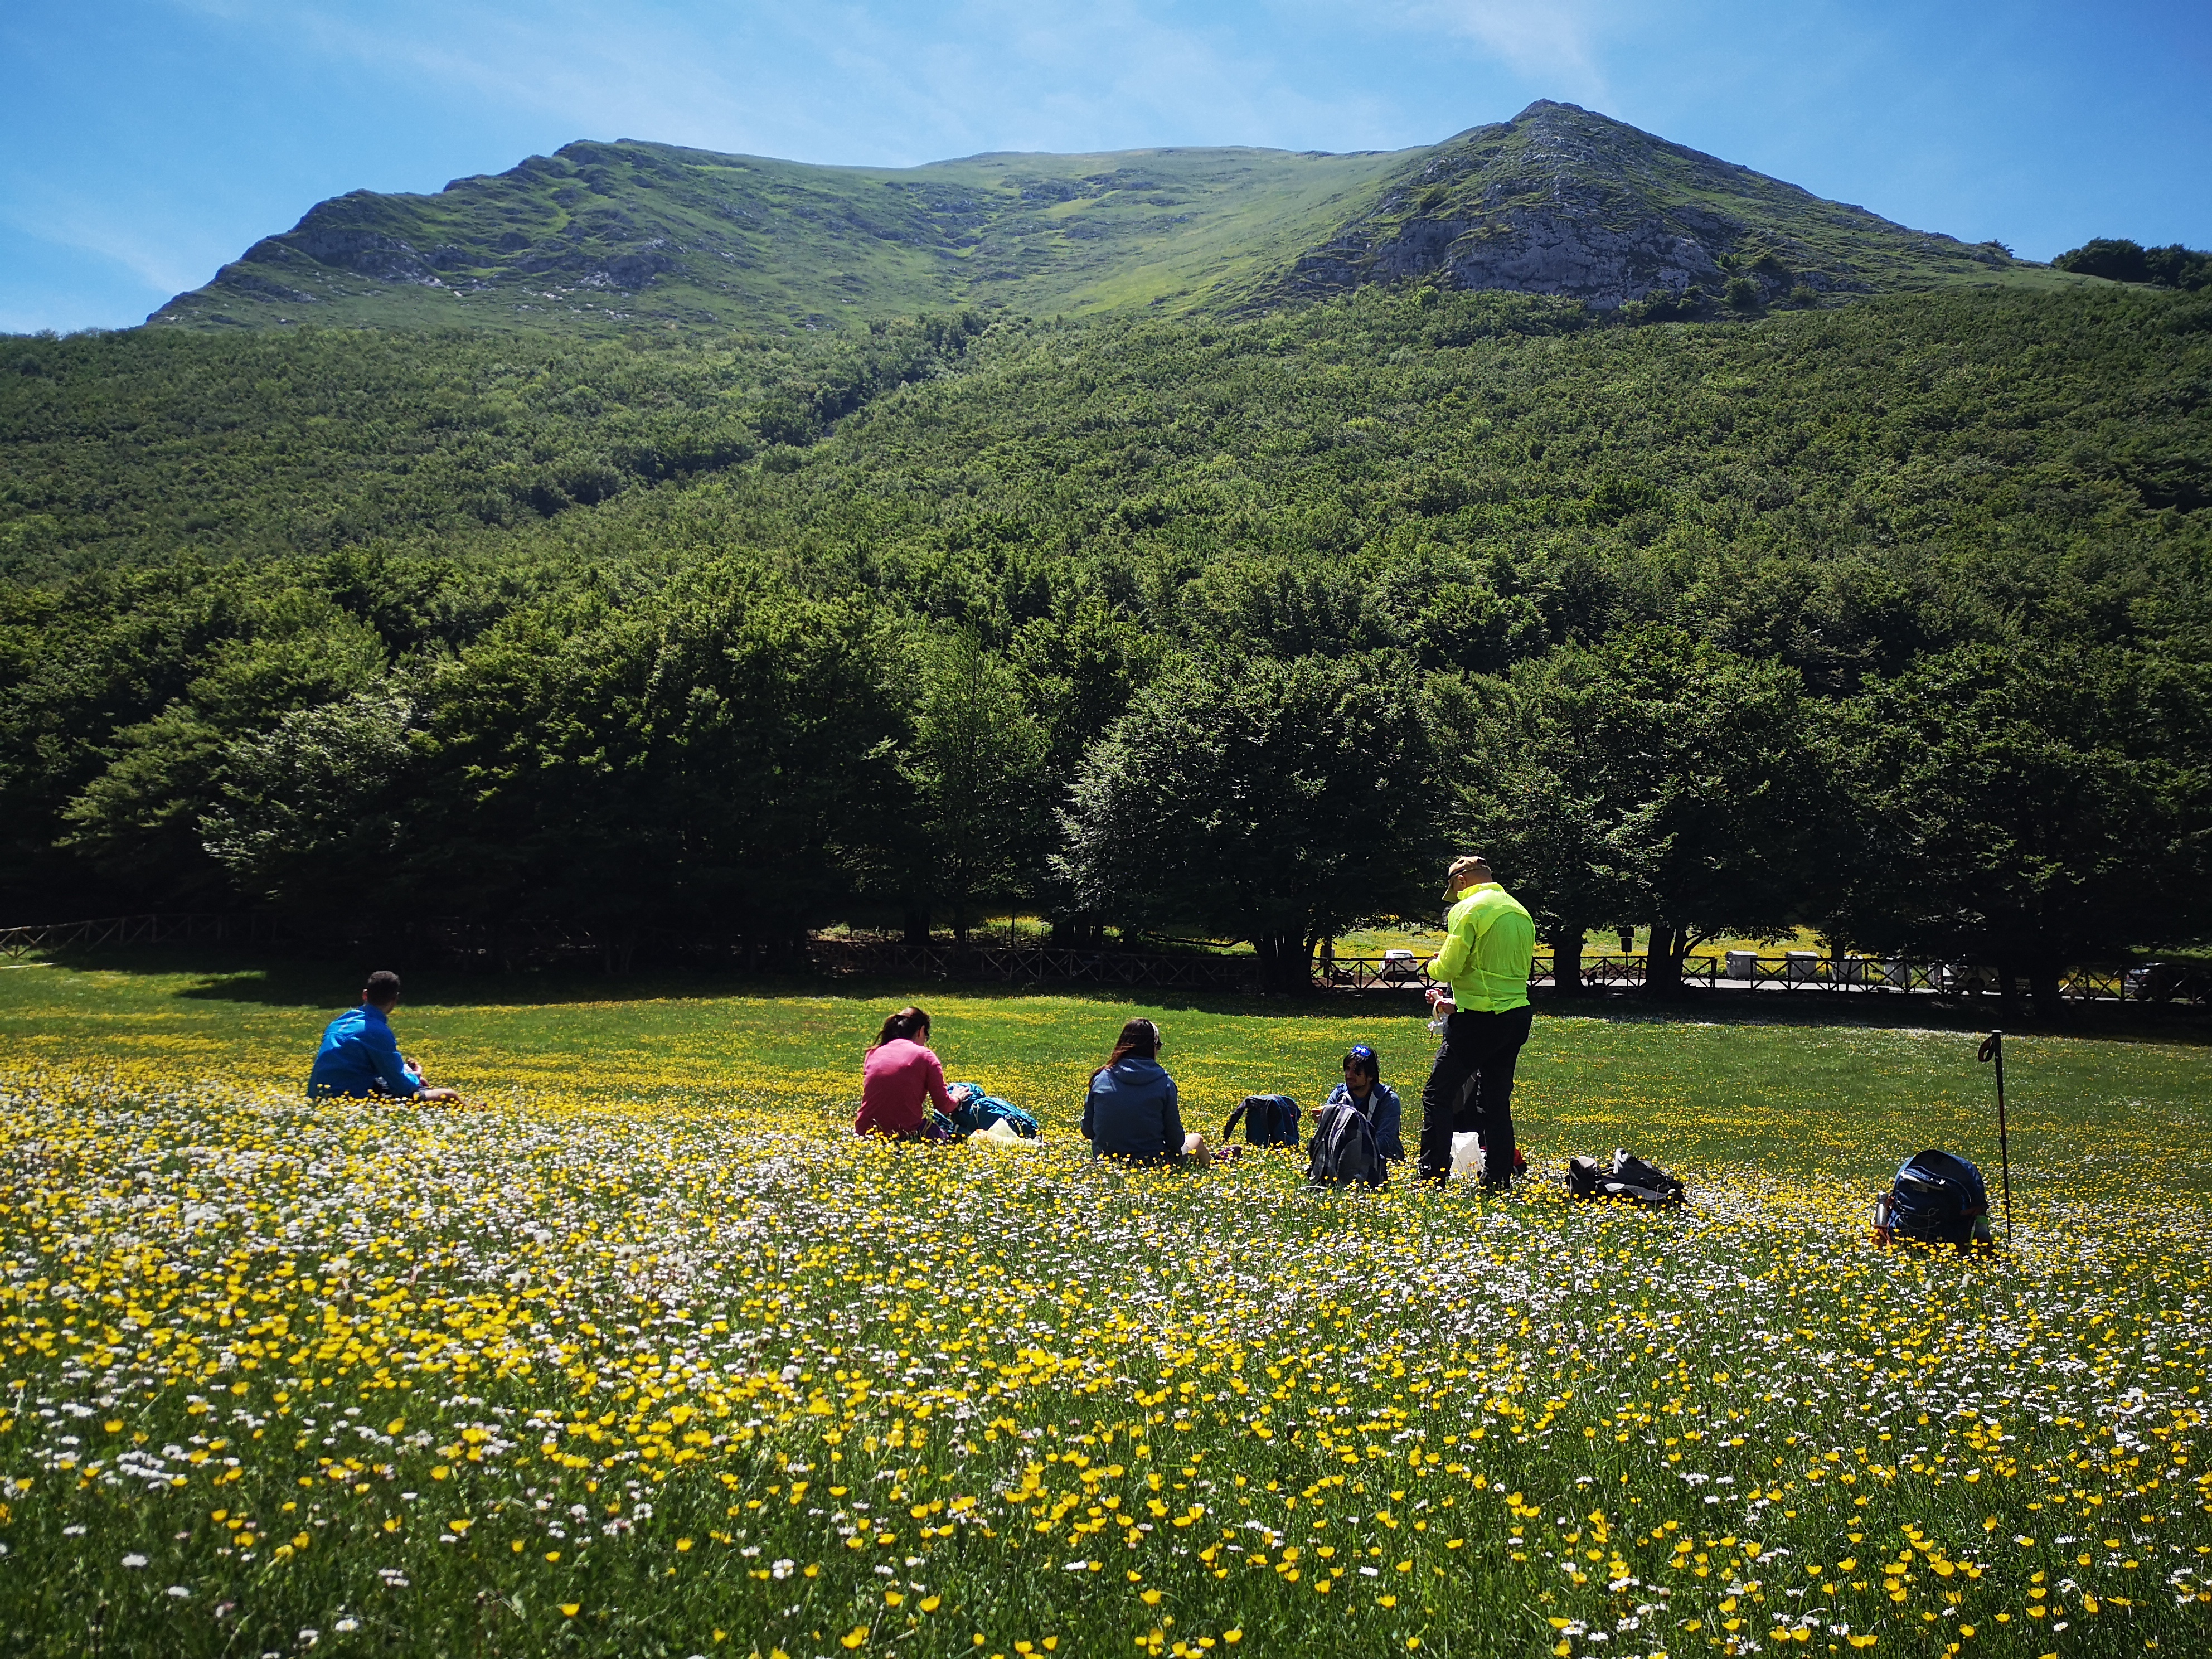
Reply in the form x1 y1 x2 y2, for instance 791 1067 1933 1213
1081 1057 1185 1163
308 1005 424 1099
1324 1080 1405 1162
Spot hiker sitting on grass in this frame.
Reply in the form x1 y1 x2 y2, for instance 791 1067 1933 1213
308 971 461 1103
856 1005 957 1139
1082 1018 1219 1166
1323 1043 1405 1163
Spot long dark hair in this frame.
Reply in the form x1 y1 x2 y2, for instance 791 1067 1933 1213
1102 1018 1160 1071
870 1006 931 1052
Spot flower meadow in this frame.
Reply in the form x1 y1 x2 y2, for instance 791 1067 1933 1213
0 975 2209 1657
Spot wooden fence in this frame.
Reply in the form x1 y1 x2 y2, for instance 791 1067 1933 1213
0 913 289 961
817 938 2207 1006
3 915 2203 1006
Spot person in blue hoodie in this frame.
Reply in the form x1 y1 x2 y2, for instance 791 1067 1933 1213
1081 1018 1210 1165
308 971 461 1103
1322 1043 1406 1163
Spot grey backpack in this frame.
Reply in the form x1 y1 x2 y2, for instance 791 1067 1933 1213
1307 1098 1385 1188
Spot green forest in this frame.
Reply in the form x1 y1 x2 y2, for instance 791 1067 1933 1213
4 280 2209 1012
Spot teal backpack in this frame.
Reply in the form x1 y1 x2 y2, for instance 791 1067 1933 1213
945 1081 1041 1139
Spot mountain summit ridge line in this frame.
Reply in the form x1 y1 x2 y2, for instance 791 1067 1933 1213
151 100 2069 338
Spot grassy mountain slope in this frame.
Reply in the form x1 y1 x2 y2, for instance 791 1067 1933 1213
147 142 1408 337
504 284 2212 670
18 284 2199 633
0 317 987 577
147 103 2064 338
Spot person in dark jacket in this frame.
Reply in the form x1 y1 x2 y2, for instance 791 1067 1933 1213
1081 1018 1211 1165
1321 1043 1405 1163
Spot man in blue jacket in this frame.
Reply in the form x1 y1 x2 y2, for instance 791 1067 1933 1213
308 971 460 1102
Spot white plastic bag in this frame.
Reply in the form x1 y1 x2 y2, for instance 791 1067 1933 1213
975 1118 1039 1148
1449 1131 1484 1181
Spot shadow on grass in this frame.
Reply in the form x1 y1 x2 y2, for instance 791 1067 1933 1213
27 945 2212 1044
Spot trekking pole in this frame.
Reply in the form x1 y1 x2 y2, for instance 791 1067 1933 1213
1976 1030 2012 1246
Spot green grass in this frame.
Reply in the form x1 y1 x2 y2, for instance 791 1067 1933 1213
1 954 2208 1657
4 952 2205 1186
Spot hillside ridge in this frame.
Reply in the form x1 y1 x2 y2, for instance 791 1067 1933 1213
1265 101 2027 311
148 101 2061 336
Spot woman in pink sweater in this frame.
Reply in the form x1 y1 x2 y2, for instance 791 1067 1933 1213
856 1005 957 1138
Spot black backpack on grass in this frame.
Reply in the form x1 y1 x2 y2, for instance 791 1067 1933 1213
1306 1098 1385 1188
1887 1149 1990 1247
1567 1149 1686 1207
1224 1094 1302 1147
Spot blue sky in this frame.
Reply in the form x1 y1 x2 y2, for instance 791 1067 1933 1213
4 0 2208 334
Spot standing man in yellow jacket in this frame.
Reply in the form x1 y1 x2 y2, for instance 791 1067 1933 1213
1419 854 1537 1188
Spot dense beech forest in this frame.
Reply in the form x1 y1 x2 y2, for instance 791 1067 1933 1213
4 283 2209 1011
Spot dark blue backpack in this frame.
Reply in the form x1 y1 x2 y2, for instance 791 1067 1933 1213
945 1082 1041 1140
1889 1149 1989 1246
1224 1094 1302 1147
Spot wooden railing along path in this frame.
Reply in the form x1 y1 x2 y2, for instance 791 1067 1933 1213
0 913 289 960
3 915 2202 1005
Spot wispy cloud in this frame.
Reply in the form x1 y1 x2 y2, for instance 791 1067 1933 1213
0 199 220 299
162 0 1401 165
1383 0 1616 107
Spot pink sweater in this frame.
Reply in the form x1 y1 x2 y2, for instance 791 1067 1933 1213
857 1039 954 1137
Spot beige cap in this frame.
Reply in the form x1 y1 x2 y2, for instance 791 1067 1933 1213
1445 855 1491 899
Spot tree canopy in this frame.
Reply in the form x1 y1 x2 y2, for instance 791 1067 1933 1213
3 282 2209 1007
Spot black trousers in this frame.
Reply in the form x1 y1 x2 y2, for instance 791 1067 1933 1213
1417 1004 1534 1185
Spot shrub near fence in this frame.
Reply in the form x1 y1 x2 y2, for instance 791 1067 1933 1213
806 938 1261 992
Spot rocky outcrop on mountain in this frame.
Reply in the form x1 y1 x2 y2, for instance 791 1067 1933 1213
153 160 704 326
1266 101 2024 311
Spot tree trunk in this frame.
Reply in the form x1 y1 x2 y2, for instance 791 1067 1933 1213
1642 921 1684 997
903 904 931 947
1051 912 1104 947
2029 963 2066 1022
602 931 638 976
1551 918 1587 996
1254 932 1312 992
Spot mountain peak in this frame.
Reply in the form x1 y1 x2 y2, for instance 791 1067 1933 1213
1266 100 2023 311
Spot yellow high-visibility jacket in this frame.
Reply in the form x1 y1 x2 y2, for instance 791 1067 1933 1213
1430 882 1536 1013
